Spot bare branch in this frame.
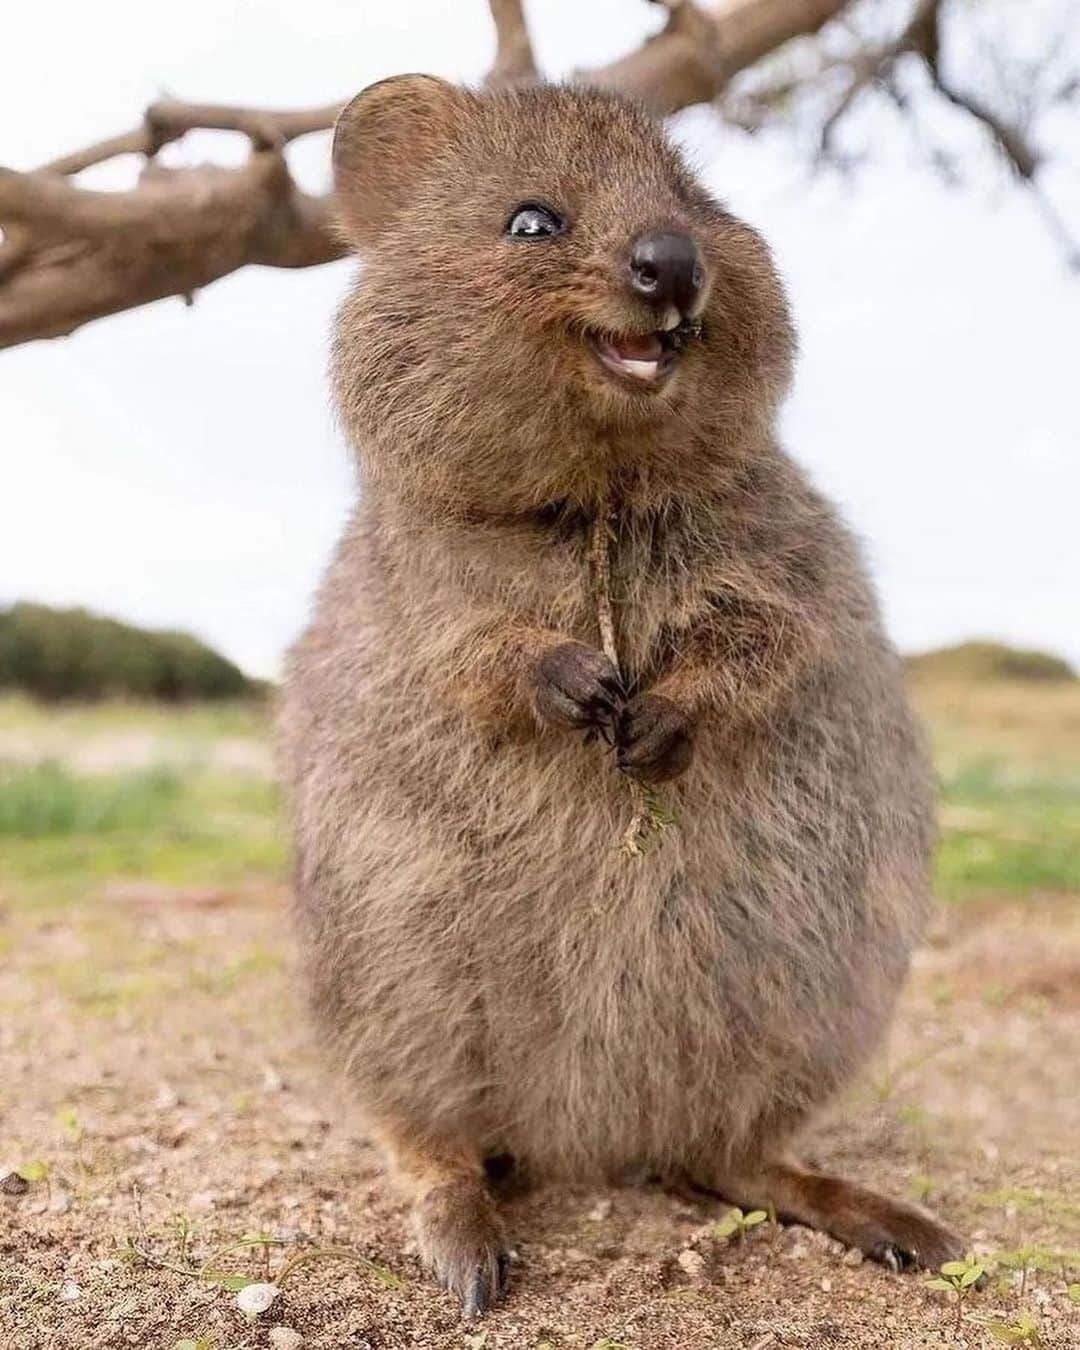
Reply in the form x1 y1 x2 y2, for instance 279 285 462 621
2 0 1075 349
486 0 538 87
43 100 343 176
583 0 850 115
0 152 344 348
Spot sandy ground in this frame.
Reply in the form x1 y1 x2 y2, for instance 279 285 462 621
2 884 1078 1350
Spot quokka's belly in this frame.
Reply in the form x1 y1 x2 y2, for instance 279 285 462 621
466 793 900 1177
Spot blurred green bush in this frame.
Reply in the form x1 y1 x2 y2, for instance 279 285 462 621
0 602 254 702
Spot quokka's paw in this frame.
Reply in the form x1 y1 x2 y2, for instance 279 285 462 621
616 693 694 781
413 1178 510 1317
532 642 622 735
853 1196 966 1273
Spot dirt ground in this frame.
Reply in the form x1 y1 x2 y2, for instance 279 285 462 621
3 878 1078 1350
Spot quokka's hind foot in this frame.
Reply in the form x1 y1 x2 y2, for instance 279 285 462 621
375 1123 510 1317
413 1175 509 1317
699 1158 965 1272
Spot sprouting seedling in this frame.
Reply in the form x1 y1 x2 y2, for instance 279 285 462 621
170 1212 195 1267
926 1256 986 1334
587 501 678 858
55 1104 82 1143
713 1206 769 1243
121 1229 404 1313
985 1310 1042 1346
15 1158 51 1204
995 1246 1042 1299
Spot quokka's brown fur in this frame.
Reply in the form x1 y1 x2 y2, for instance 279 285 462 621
280 76 963 1314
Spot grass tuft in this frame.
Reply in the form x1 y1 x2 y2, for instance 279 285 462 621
0 762 181 837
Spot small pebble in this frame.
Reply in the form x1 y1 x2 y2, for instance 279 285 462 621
269 1328 304 1350
236 1281 279 1315
59 1282 82 1301
1 1170 29 1196
262 1064 287 1093
586 1198 613 1222
154 1082 180 1110
677 1249 706 1280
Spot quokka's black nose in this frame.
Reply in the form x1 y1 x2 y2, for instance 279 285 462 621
629 230 706 316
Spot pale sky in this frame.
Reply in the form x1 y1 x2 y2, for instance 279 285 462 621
1 1 1077 677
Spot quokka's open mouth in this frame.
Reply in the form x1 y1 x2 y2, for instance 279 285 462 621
589 317 703 387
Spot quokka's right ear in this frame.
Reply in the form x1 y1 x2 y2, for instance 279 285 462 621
332 74 473 251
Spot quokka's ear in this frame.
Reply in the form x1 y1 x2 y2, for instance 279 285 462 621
332 74 473 250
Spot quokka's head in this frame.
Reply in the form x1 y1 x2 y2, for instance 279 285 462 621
331 76 795 514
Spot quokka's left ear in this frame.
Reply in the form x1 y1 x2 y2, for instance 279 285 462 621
332 74 475 253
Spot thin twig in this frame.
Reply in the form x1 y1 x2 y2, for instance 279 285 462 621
42 99 342 176
587 499 677 858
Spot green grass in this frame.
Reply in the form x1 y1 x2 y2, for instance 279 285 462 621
0 690 270 747
0 761 182 836
0 759 285 909
1 681 1077 909
935 758 1080 901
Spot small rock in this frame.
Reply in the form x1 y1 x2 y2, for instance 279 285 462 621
269 1328 304 1350
236 1281 280 1316
153 1082 180 1110
262 1064 287 1093
676 1249 706 1280
586 1198 613 1222
0 1170 29 1196
820 1276 832 1292
59 1282 82 1301
841 1247 864 1267
49 1188 71 1215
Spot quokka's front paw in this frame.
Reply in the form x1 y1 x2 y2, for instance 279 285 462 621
532 641 622 734
413 1178 510 1317
616 693 694 781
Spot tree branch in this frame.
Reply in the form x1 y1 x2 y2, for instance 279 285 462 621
0 152 344 348
485 0 538 87
582 0 850 115
1 0 1075 349
42 100 342 176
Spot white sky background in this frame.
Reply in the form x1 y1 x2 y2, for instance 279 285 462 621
1 0 1077 678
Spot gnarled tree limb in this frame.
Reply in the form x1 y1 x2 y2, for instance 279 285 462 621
486 0 538 87
0 99 347 348
0 149 345 347
1 0 1075 349
583 0 848 114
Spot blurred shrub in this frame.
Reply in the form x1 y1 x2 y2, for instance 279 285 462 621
0 761 181 836
0 603 254 702
907 640 1075 684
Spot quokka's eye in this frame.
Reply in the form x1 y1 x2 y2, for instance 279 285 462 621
507 203 566 240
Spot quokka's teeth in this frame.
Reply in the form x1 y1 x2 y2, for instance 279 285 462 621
621 358 660 381
660 308 682 331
